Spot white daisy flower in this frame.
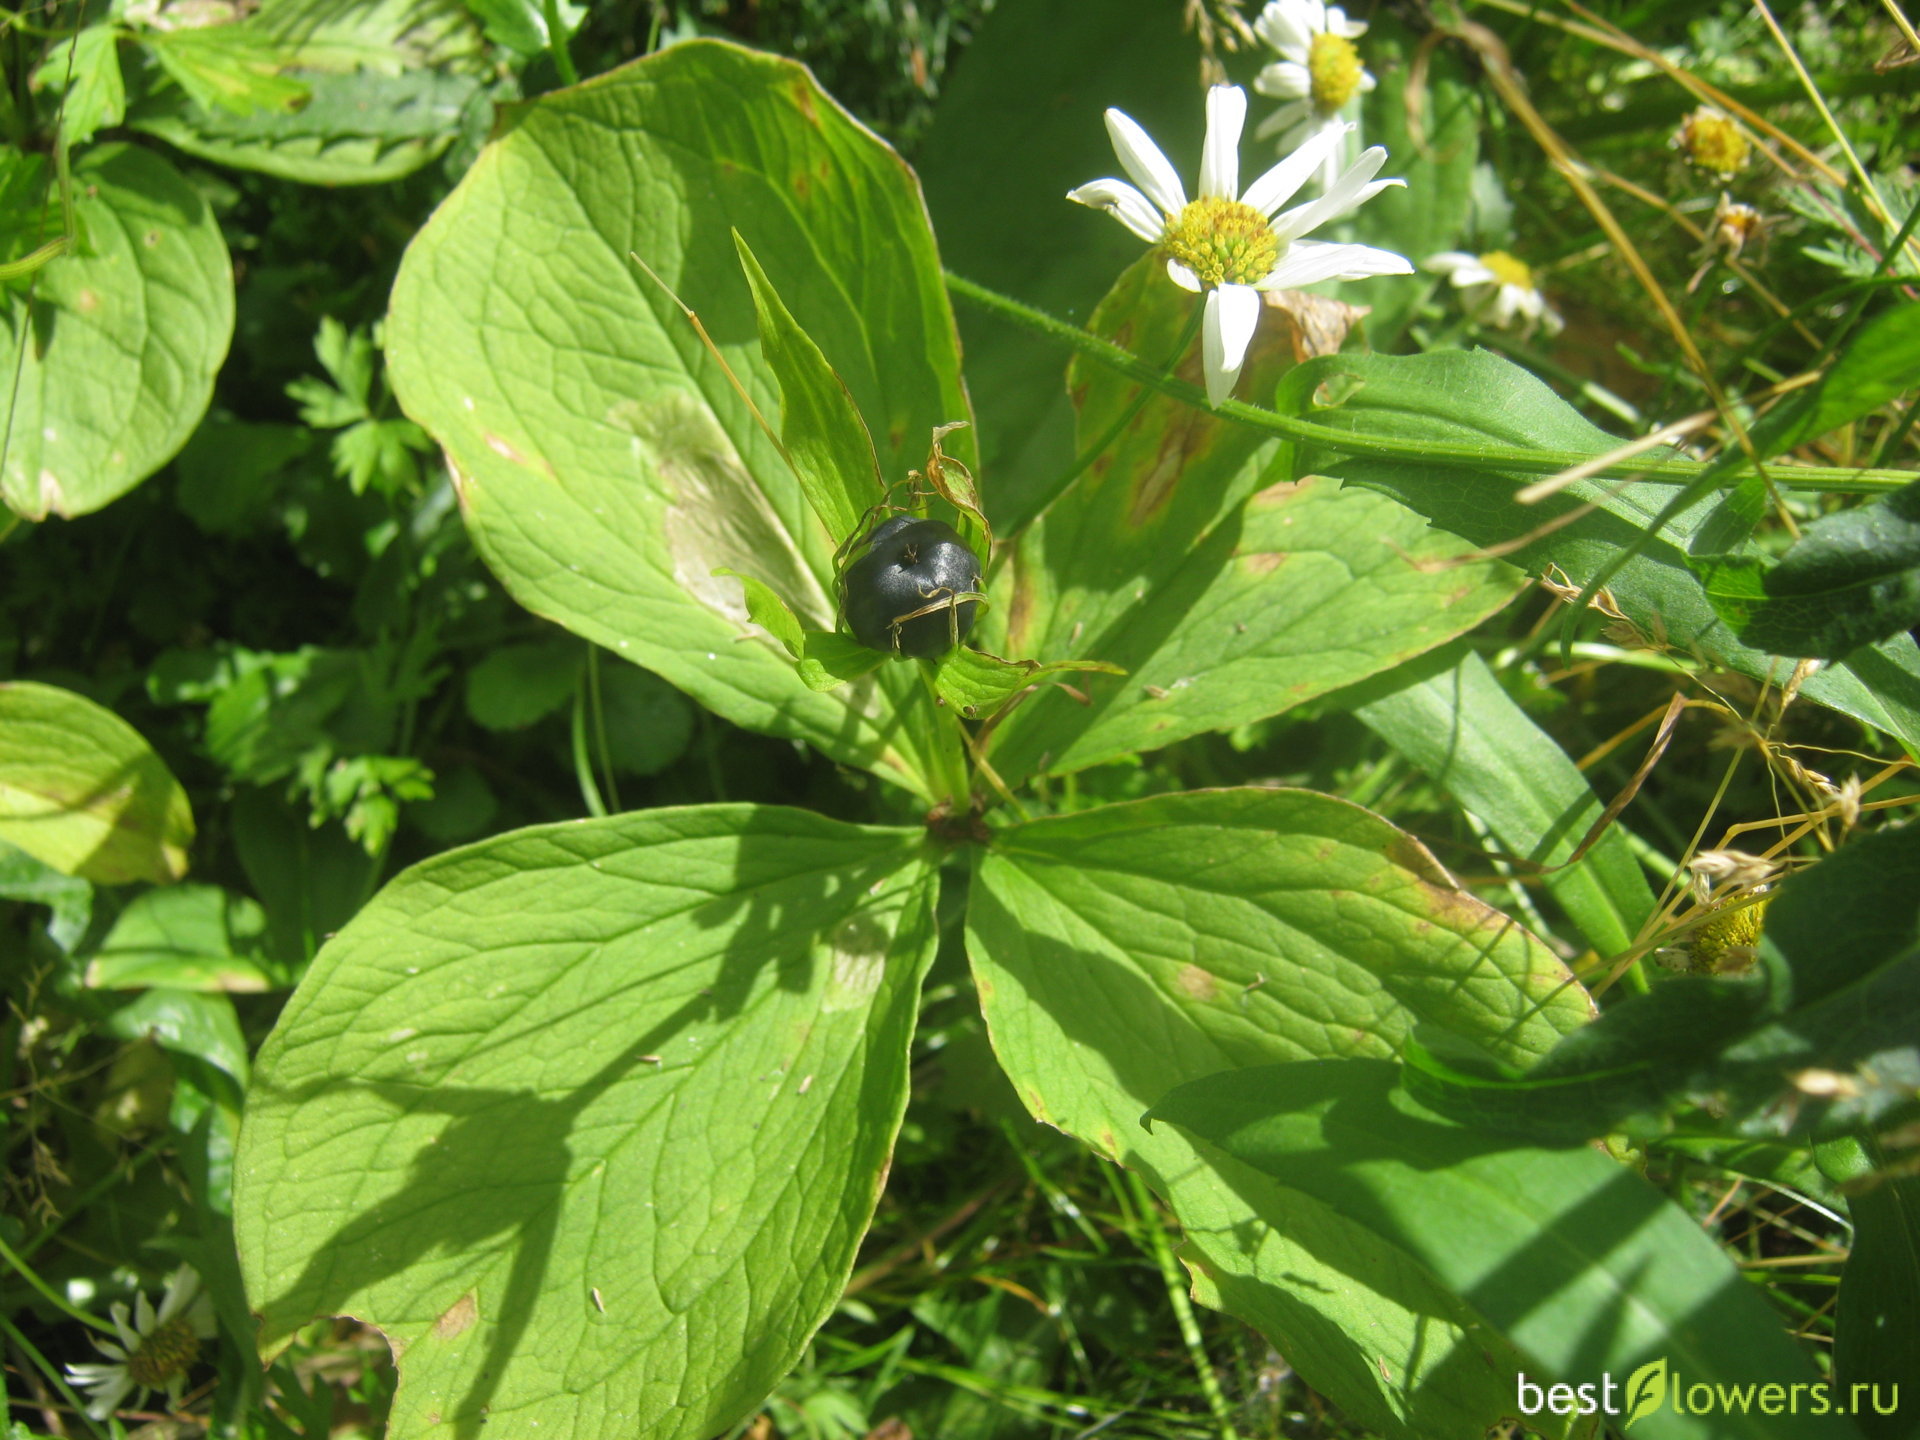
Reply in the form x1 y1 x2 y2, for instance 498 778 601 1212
1252 0 1376 191
1068 85 1413 406
1424 250 1565 339
65 1264 214 1421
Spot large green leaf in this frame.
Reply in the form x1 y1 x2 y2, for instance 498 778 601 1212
966 788 1594 1437
236 805 938 1440
386 40 973 800
917 0 1199 528
1696 478 1920 658
1348 643 1655 959
0 681 193 885
982 260 1522 783
1 143 232 519
124 0 485 185
1147 1060 1854 1440
1292 347 1920 749
1821 1138 1920 1439
1406 819 1920 1144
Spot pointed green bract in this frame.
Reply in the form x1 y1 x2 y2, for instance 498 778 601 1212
1 144 233 519
236 805 937 1440
967 788 1593 1437
733 231 884 547
0 682 194 885
385 40 972 799
981 259 1523 783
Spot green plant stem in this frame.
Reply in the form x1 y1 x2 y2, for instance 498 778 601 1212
916 660 972 810
1000 300 1206 542
586 644 621 813
542 0 579 85
569 677 608 817
942 271 1915 496
1119 1168 1241 1440
0 1232 122 1339
3 1314 111 1440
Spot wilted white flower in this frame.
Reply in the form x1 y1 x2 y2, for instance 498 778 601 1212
64 1264 214 1421
1252 0 1376 190
1424 249 1564 338
1068 85 1412 405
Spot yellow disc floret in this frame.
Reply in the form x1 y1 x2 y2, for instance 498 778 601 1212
1162 197 1281 288
1678 108 1749 179
128 1314 201 1390
1308 31 1364 113
1478 250 1535 290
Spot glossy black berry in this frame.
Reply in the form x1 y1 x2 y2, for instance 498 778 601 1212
841 516 982 658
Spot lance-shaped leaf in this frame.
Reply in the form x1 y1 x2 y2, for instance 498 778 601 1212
1347 643 1655 960
0 682 194 885
1294 346 1920 750
983 260 1523 784
967 789 1593 1438
1147 1060 1852 1440
386 40 973 800
1695 479 1920 658
1406 819 1920 1143
1 144 232 519
235 806 938 1440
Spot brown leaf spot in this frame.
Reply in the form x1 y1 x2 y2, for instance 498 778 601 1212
792 78 819 125
143 230 161 247
76 288 99 313
1173 964 1218 1002
1239 551 1290 576
1251 477 1313 508
1126 404 1213 527
433 1292 478 1340
793 170 811 200
1097 1127 1120 1159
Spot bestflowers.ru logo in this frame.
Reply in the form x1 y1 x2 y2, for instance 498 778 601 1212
1517 1358 1902 1427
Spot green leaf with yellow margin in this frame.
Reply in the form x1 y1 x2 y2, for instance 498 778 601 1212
386 40 974 801
0 681 194 885
967 788 1594 1439
236 805 939 1440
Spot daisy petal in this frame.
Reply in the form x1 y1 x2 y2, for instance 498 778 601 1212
1423 252 1480 273
1242 122 1351 218
1252 101 1313 143
1253 1 1313 60
1203 284 1262 406
1166 258 1203 292
1200 85 1246 200
1068 179 1167 242
1252 60 1312 100
1104 108 1186 217
1263 239 1414 288
1271 143 1389 240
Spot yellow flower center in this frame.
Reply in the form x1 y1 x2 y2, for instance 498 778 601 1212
127 1315 200 1391
1687 895 1769 975
1680 110 1749 178
1478 250 1535 290
1162 196 1282 288
1308 32 1364 112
